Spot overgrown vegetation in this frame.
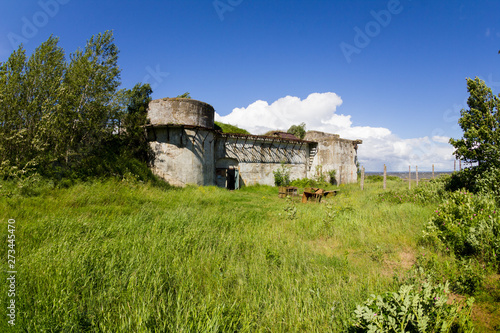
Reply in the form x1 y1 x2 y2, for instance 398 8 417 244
2 177 499 331
447 77 500 202
287 122 306 139
1 33 500 333
0 31 153 182
273 162 290 186
423 190 500 269
214 121 251 135
349 280 474 332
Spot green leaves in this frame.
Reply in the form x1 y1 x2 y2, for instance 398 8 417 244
449 77 500 167
273 161 291 186
287 122 306 139
423 190 500 266
350 281 474 332
0 31 131 179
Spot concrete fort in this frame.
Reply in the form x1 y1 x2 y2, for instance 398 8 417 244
146 98 362 188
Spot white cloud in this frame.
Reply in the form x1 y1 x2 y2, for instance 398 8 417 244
216 92 455 171
432 135 450 144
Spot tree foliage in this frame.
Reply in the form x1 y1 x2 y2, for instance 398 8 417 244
0 31 153 180
447 77 500 197
116 83 153 161
287 122 306 139
449 77 500 168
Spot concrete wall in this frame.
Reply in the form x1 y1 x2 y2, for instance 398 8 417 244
148 98 214 128
304 131 361 184
148 126 215 186
146 98 362 188
216 137 309 186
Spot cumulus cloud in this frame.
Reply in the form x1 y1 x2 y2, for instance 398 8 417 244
215 92 455 171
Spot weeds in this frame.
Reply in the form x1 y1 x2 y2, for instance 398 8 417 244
0 178 498 331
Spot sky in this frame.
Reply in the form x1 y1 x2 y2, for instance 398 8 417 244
0 0 499 171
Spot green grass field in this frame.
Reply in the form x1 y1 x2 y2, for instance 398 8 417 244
0 178 498 332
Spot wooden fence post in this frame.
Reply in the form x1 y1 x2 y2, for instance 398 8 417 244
408 165 411 190
383 164 387 190
432 164 435 179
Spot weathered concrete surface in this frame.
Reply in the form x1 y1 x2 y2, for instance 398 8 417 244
215 137 309 186
238 162 306 186
148 126 215 186
305 131 362 184
148 98 214 128
146 98 362 187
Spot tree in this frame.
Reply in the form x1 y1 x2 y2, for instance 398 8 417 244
287 122 306 139
0 36 66 177
0 31 151 180
57 31 121 166
449 77 500 168
119 83 153 161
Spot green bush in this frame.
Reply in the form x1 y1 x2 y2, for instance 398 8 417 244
423 190 500 267
411 253 485 296
475 165 500 204
328 169 337 185
289 177 329 188
444 168 478 193
349 281 474 332
273 162 290 186
445 165 500 204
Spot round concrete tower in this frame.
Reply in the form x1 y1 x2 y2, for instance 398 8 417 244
147 98 216 187
148 98 215 128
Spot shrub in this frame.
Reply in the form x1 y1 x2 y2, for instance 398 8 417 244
445 165 500 205
411 253 485 296
475 165 500 204
290 177 319 188
444 168 478 193
315 165 326 183
328 169 337 185
289 177 330 188
349 281 475 332
423 190 500 267
273 162 290 186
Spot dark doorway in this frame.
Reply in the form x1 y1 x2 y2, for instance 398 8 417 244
227 169 236 190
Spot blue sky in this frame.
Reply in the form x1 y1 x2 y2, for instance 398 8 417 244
1 0 499 171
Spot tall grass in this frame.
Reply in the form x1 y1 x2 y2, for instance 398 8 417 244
0 179 450 332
